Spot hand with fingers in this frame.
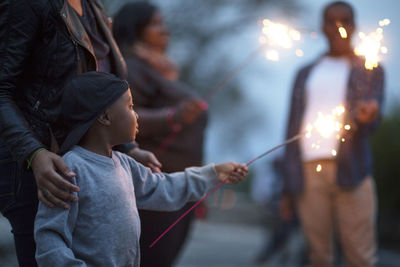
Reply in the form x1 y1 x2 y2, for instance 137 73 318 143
127 147 162 173
30 149 79 209
175 98 208 125
214 162 248 185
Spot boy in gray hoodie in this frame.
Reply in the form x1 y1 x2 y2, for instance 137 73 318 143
34 72 248 267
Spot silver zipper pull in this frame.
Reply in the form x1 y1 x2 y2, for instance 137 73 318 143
33 100 41 111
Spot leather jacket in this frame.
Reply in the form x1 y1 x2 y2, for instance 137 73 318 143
0 0 127 167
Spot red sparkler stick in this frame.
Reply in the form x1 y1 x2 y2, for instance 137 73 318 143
149 132 305 248
149 180 225 248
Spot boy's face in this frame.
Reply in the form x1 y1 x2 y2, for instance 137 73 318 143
108 89 138 144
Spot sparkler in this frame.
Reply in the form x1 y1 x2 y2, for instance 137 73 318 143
149 105 349 248
336 21 348 39
156 19 304 155
206 19 303 101
338 26 348 39
354 19 390 70
259 19 303 61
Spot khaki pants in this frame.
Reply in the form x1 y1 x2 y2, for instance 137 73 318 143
297 161 376 267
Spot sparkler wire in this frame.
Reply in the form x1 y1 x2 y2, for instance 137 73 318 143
155 44 268 155
149 131 305 248
204 43 267 102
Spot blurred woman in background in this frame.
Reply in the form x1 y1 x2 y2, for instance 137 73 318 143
113 2 208 266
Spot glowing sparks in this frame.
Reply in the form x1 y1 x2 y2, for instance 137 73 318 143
354 19 390 70
295 49 304 57
308 105 346 139
261 19 301 48
259 19 302 61
354 31 382 70
333 105 345 116
305 105 349 161
378 18 391 27
338 27 348 39
258 36 267 44
314 113 339 137
316 164 322 172
265 49 279 61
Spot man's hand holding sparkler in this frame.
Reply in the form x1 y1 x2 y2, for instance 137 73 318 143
215 162 248 184
356 99 379 124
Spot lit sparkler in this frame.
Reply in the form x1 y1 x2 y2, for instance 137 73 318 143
316 164 322 172
354 19 390 70
156 20 305 155
149 105 350 248
303 105 349 159
338 26 348 39
259 19 302 61
306 105 346 139
336 21 348 39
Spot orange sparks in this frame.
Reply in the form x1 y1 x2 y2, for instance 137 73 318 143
259 19 302 61
354 18 390 70
316 164 322 172
338 26 348 38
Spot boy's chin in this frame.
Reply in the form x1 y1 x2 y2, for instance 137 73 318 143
126 136 136 143
117 136 136 146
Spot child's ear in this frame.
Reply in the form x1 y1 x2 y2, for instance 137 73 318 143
97 109 111 126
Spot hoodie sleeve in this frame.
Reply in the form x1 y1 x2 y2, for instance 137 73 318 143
34 178 85 267
127 157 219 211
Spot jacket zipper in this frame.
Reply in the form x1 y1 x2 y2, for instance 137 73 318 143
33 100 41 111
72 39 83 74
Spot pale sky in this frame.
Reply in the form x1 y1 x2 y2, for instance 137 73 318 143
203 0 399 168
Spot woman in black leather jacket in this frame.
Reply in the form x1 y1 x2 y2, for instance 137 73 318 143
0 1 160 265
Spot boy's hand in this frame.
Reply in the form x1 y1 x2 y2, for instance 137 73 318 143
128 147 162 173
214 162 248 184
31 149 79 209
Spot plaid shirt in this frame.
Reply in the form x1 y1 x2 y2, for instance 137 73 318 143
283 54 385 194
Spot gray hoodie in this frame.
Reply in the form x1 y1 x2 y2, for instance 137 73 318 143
34 146 219 267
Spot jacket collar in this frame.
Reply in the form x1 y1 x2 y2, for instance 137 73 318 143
60 0 95 58
88 0 127 78
59 0 127 78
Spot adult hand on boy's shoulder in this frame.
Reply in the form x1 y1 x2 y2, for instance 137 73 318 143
127 147 162 173
31 149 79 209
214 162 248 184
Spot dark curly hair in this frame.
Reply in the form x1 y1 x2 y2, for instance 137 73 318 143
113 2 158 51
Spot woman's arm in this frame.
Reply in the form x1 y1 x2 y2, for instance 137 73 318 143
0 0 44 165
0 0 80 207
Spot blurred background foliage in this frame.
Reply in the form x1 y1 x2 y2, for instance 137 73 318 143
371 102 400 250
